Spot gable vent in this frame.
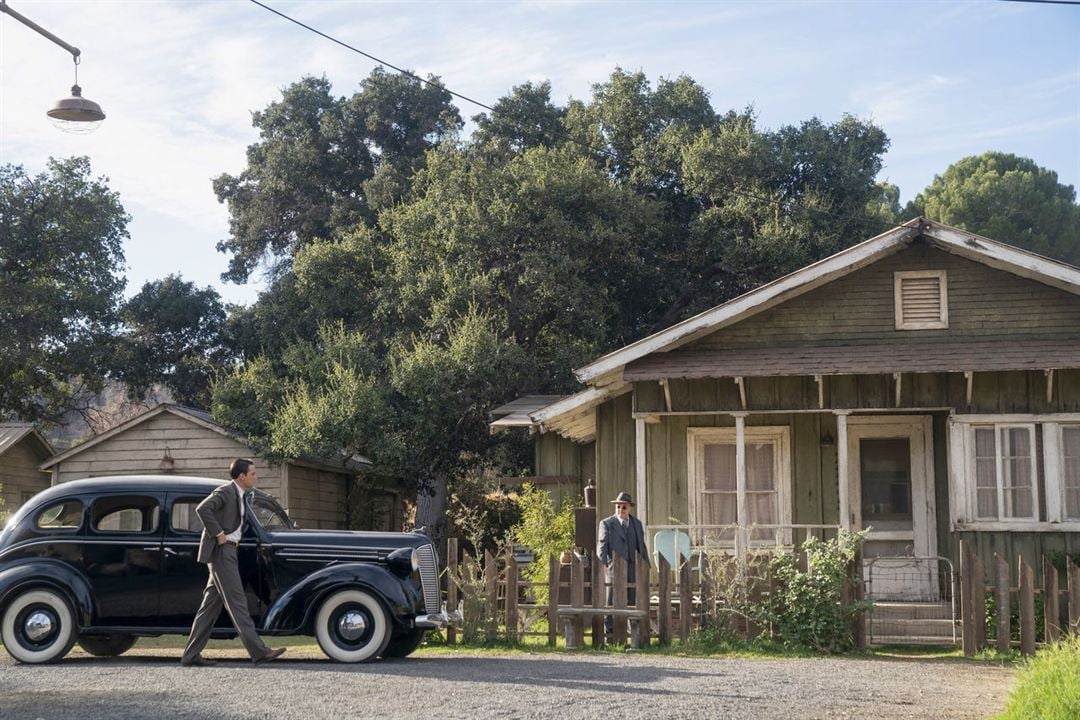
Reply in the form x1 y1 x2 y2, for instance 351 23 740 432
895 270 948 330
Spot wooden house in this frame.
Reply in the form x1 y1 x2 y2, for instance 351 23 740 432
0 424 54 519
495 218 1080 612
39 404 402 531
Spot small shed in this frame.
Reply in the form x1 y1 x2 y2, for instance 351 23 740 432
0 424 54 518
38 404 401 531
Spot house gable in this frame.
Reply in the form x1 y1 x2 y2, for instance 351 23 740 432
688 242 1080 352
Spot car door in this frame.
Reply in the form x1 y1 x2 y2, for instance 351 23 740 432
82 492 165 626
161 492 266 629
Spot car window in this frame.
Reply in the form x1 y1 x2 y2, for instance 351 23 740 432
35 501 83 531
91 495 161 534
251 493 292 529
170 498 205 534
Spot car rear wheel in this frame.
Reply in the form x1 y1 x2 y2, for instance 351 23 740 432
1 588 78 664
381 627 427 658
78 634 137 657
314 589 391 663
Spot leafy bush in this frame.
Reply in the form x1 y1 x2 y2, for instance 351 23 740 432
985 590 1045 644
447 464 522 556
758 530 868 654
996 635 1080 720
511 483 577 604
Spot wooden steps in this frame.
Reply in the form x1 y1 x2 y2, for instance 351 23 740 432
867 601 958 646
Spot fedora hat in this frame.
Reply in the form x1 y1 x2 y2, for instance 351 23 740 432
611 492 634 505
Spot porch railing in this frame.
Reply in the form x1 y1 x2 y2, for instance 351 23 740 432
648 523 843 564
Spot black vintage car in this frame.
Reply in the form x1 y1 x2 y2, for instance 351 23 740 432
0 476 458 664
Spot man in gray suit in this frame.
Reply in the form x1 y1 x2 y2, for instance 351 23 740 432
596 491 650 641
180 458 285 666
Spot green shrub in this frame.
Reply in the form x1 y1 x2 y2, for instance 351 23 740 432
759 530 868 654
997 635 1080 720
511 483 576 604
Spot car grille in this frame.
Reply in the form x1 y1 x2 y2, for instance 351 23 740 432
416 543 440 612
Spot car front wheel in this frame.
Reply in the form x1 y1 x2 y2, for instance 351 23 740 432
78 634 137 657
314 589 391 663
1 588 78 664
382 627 427 658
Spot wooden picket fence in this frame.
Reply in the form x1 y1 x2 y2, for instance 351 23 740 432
443 537 864 648
958 539 1080 657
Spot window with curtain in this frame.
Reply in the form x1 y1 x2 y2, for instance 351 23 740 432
1063 426 1080 521
697 434 784 544
969 425 1037 521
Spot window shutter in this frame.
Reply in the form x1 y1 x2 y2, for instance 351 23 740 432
895 271 948 329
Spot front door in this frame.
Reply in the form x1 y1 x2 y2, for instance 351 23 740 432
846 416 938 600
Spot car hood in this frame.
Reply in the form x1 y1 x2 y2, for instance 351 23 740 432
264 528 432 553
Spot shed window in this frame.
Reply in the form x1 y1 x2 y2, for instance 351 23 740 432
894 270 948 330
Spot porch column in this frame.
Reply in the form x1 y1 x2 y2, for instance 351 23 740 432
635 417 647 525
836 411 851 531
734 412 748 561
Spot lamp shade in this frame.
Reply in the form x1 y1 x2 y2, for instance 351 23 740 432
47 84 105 123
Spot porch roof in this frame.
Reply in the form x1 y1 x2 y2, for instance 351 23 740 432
623 338 1080 380
489 394 566 428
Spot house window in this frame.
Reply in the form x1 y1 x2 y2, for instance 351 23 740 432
1061 426 1080 521
970 425 1037 521
688 426 791 545
894 270 948 330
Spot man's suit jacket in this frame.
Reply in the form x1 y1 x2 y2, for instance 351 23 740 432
596 513 650 581
195 482 245 564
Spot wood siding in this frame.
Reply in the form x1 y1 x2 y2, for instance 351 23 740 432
533 433 594 509
0 438 51 517
689 243 1080 351
595 394 636 523
54 412 282 496
287 464 347 530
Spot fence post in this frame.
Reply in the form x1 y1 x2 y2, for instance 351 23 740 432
505 546 518 643
960 540 976 657
1019 556 1036 656
1043 556 1061 643
634 550 651 649
972 551 985 651
547 554 559 647
571 552 586 648
658 555 672 645
484 549 498 642
851 549 866 650
591 553 604 647
1069 559 1080 635
995 553 1010 654
613 554 628 645
678 556 692 641
446 537 458 645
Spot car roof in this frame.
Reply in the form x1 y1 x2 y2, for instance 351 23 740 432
34 475 226 501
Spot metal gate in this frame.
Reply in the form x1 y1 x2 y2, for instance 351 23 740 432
864 555 959 646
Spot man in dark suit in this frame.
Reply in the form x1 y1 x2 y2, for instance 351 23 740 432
180 458 286 667
596 491 650 642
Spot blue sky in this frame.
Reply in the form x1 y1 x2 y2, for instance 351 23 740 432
2 0 1078 306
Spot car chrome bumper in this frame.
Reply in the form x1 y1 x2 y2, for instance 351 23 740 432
415 603 463 628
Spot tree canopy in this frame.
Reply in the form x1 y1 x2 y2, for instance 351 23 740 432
0 157 129 423
905 151 1080 265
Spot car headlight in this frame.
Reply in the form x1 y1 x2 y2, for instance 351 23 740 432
386 546 420 577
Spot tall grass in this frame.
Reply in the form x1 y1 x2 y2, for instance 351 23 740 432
996 634 1080 720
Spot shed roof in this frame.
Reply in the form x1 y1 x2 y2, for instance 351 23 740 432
490 395 565 428
623 338 1080 380
39 404 369 472
0 424 54 459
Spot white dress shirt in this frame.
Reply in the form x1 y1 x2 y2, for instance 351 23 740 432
224 481 245 543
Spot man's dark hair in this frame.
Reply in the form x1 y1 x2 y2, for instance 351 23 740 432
229 458 255 480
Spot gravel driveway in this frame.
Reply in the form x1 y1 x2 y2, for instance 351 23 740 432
0 647 1014 720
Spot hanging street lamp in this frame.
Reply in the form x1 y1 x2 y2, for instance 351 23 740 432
1 0 106 132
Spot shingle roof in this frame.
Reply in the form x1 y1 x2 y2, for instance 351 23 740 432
623 338 1080 380
0 424 53 458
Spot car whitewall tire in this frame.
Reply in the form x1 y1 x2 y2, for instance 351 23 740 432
314 589 391 663
1 588 77 664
